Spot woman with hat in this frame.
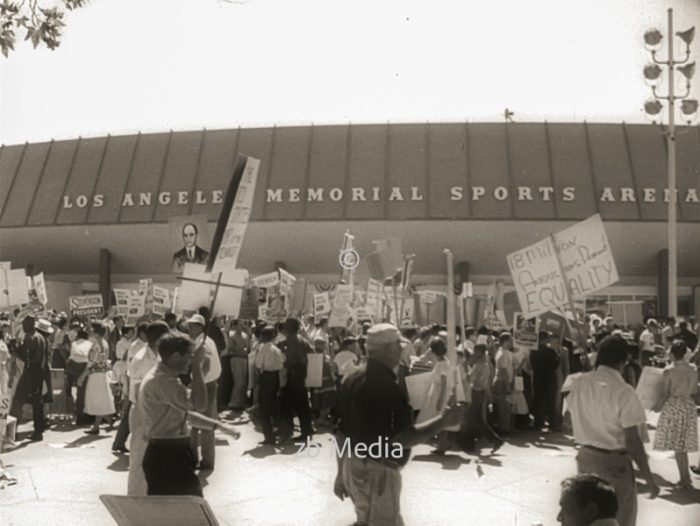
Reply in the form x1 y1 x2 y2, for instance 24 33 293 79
82 321 115 434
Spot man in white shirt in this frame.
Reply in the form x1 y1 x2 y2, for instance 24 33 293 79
567 336 659 526
187 313 221 471
494 332 515 433
638 319 658 366
558 474 621 526
127 321 168 496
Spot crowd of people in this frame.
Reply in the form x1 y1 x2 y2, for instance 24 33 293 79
1 304 699 525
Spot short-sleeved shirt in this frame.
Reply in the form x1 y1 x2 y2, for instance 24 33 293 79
194 334 221 384
568 366 647 450
128 345 159 402
494 348 514 385
337 359 413 464
254 342 285 371
138 362 192 440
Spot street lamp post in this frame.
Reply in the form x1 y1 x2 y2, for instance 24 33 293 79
643 8 697 318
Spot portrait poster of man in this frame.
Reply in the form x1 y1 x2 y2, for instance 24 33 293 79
169 215 212 274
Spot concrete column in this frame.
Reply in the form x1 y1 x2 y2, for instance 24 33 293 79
99 249 111 312
657 249 669 318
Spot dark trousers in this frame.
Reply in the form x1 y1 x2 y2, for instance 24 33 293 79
10 371 45 436
462 389 501 449
218 355 233 409
282 382 313 437
532 378 558 429
258 371 280 441
65 365 90 425
112 400 131 449
143 439 202 497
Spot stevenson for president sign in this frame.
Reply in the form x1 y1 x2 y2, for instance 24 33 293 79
507 214 619 319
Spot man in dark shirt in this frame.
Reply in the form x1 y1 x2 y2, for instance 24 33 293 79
334 323 462 526
10 315 49 441
676 321 698 352
278 318 313 441
530 331 562 431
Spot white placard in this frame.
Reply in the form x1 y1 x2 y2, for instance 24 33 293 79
329 284 353 328
252 271 280 289
313 292 331 322
113 289 131 317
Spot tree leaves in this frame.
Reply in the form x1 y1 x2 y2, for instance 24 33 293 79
0 0 88 57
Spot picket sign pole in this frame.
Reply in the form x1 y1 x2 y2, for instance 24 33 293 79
444 249 456 364
206 272 224 333
548 234 586 347
392 281 400 328
459 293 466 346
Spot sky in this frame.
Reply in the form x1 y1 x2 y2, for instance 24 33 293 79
1 0 699 145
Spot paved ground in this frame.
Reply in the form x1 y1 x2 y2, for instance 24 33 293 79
1 410 699 526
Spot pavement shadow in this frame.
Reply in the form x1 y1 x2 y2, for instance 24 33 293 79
63 434 109 448
507 429 576 451
658 486 700 505
106 454 129 472
412 453 472 471
242 444 279 459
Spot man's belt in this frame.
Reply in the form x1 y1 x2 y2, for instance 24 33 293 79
582 444 628 455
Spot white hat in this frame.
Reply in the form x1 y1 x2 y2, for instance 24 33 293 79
366 323 400 348
186 314 206 327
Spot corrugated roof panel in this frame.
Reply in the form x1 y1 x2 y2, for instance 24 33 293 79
0 144 26 221
80 135 135 225
676 126 700 222
237 127 274 222
547 123 597 219
118 133 171 223
153 131 204 223
263 127 311 221
27 140 78 226
191 129 238 221
508 123 556 219
305 125 349 220
587 124 639 220
625 124 667 221
427 122 469 219
468 124 511 219
1 142 50 227
387 124 428 220
346 124 387 220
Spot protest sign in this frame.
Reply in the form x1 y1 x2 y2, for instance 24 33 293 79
421 291 437 304
113 289 131 317
99 494 220 526
126 293 145 326
366 237 403 280
0 268 29 308
252 272 280 289
169 215 212 275
313 292 331 322
278 269 296 294
70 294 104 318
365 279 382 318
171 287 182 317
239 287 260 320
305 354 324 388
180 263 248 318
513 312 538 350
339 230 355 285
32 273 48 305
210 156 260 273
329 284 353 328
404 371 432 410
290 278 307 315
265 290 288 322
539 311 567 347
151 286 171 317
507 214 618 319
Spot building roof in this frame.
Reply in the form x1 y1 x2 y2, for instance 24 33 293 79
1 122 699 227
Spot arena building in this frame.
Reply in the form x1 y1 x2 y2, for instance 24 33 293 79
1 122 699 318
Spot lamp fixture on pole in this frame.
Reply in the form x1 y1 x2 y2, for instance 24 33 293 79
642 8 696 318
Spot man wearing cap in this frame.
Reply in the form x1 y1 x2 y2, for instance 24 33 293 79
9 315 50 441
567 335 659 526
278 318 313 442
186 313 221 470
335 323 462 526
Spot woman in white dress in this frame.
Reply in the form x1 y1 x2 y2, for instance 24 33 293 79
83 322 115 434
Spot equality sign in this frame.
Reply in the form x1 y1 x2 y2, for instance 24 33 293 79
507 214 618 319
69 294 104 318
